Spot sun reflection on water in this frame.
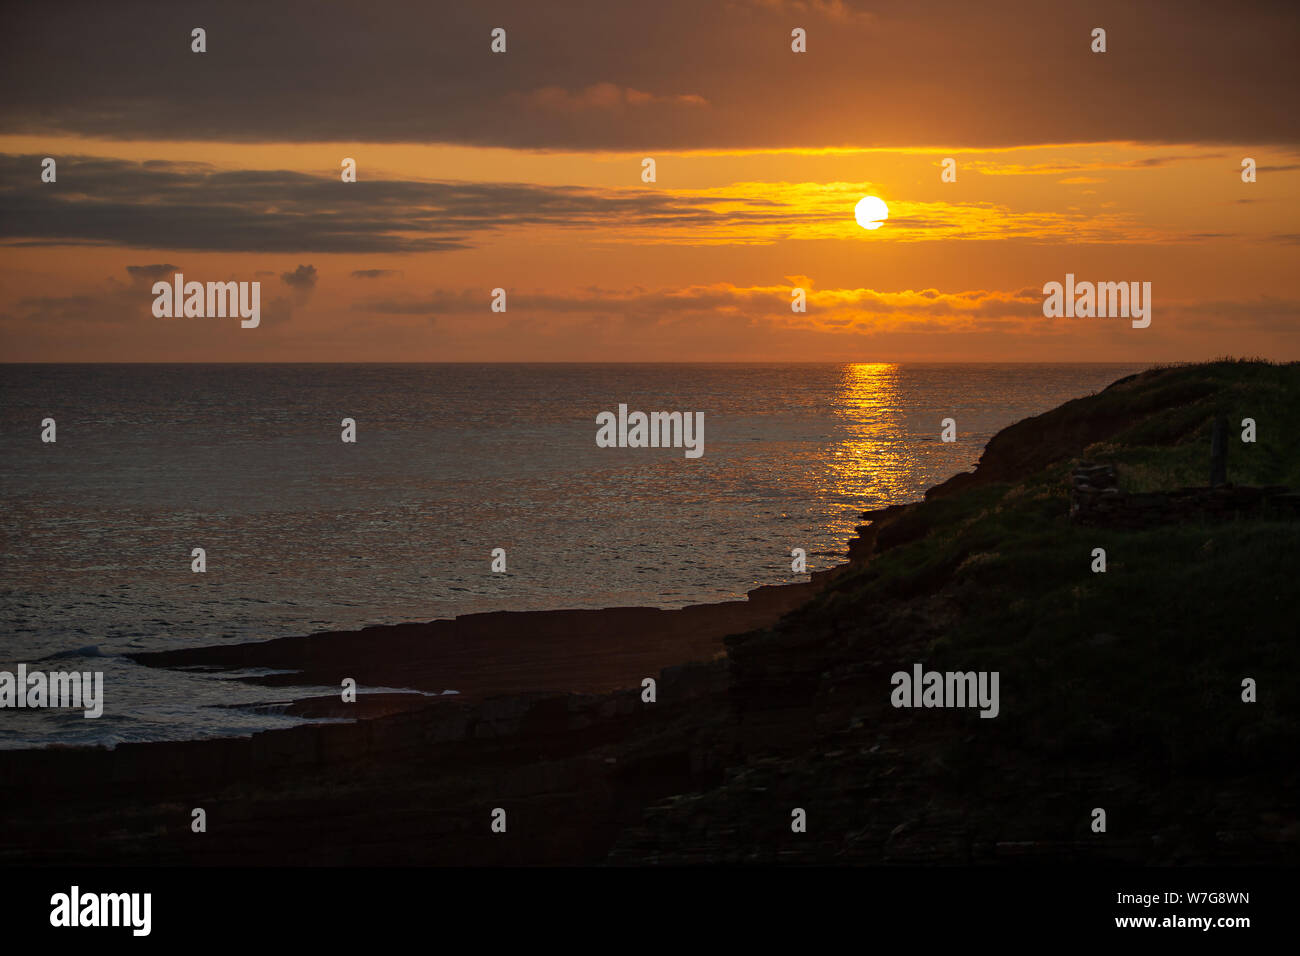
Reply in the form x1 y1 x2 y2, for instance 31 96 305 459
825 363 920 511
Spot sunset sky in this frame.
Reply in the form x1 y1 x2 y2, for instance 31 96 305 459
2 0 1297 362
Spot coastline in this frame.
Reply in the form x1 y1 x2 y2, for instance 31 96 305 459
0 576 843 866
127 578 834 716
3 361 1298 866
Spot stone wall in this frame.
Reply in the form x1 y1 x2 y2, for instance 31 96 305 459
1070 461 1300 529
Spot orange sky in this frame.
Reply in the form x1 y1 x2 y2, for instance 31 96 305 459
1 1 1297 362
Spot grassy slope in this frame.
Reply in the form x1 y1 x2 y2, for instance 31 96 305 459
817 360 1298 765
674 360 1300 862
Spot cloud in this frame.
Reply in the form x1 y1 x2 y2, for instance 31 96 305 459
280 264 318 290
343 281 1300 354
971 155 1230 176
0 0 1294 149
6 261 324 332
0 154 1245 254
1176 296 1300 332
259 295 296 328
1122 155 1228 168
124 263 180 281
353 281 1047 335
8 264 184 325
736 0 876 25
351 269 401 279
349 280 1300 345
3 154 807 252
510 83 708 112
271 265 319 326
9 294 108 324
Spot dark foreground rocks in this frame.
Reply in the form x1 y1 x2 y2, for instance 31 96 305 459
3 360 1298 866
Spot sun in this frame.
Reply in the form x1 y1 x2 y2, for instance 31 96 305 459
854 195 889 231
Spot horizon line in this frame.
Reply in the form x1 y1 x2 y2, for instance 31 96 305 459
0 359 1177 367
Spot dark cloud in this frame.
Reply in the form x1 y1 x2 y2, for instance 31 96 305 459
0 0 1294 149
8 263 188 324
1121 155 1228 168
0 154 849 253
124 263 180 280
259 296 296 328
280 264 318 289
276 266 320 324
10 263 314 330
351 269 401 279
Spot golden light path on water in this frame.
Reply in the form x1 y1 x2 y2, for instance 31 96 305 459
824 363 920 513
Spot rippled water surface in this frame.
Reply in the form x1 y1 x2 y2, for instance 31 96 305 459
0 363 1145 746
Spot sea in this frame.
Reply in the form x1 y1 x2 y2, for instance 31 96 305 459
0 363 1146 748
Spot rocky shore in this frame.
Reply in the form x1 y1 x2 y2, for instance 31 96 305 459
3 361 1298 866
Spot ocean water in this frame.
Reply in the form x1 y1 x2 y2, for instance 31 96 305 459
0 363 1145 748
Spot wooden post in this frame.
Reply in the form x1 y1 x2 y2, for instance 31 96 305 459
1210 414 1228 487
